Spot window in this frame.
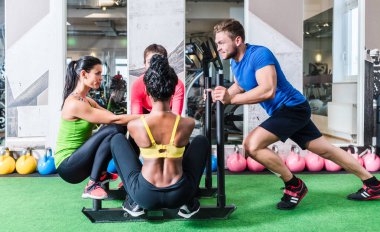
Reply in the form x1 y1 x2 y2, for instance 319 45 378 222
115 58 128 77
346 4 359 77
66 0 127 113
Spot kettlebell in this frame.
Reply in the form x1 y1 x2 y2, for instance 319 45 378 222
286 145 305 172
211 155 217 172
227 145 246 172
347 145 363 167
246 145 265 172
246 156 265 172
305 150 324 172
16 148 37 175
204 154 217 173
0 147 16 174
37 147 57 175
363 145 380 172
325 153 342 172
107 159 118 173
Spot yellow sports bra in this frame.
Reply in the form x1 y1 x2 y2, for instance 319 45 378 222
139 115 186 159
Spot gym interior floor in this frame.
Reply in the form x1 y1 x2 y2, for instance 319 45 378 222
1 172 379 232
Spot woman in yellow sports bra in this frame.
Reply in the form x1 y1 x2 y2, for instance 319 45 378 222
111 54 209 218
55 56 139 200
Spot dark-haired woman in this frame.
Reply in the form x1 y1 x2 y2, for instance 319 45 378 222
55 56 139 199
111 54 208 218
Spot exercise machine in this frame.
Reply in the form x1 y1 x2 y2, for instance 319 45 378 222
82 71 236 223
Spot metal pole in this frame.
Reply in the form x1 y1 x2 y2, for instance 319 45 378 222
376 95 380 154
216 70 226 207
203 60 212 190
93 199 101 211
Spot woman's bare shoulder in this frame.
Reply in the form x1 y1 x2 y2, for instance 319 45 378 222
127 116 143 131
180 116 195 128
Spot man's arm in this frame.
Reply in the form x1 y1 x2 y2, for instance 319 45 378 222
213 65 277 105
228 80 245 98
205 79 243 104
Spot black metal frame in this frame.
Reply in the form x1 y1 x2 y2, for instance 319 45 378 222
82 69 236 223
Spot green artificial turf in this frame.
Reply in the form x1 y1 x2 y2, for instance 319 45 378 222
0 173 379 232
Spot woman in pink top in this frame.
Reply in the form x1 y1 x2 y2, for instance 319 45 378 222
131 44 184 115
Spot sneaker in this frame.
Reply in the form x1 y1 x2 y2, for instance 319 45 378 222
82 181 108 200
178 198 201 219
99 172 119 185
122 198 145 217
277 179 308 210
347 184 380 200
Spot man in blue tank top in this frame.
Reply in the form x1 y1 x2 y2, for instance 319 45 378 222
210 19 380 210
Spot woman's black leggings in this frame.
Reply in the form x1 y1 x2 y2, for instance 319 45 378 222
57 124 126 184
111 134 209 209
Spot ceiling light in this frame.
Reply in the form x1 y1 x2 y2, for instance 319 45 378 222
305 32 310 35
98 0 115 7
315 53 322 63
323 23 329 27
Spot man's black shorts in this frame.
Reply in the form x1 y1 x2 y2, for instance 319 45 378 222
260 100 322 149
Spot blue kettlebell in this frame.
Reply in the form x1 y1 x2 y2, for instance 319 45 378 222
204 155 217 173
107 159 118 173
211 155 217 172
37 147 57 175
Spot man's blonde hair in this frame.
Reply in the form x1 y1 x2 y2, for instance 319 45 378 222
213 19 245 41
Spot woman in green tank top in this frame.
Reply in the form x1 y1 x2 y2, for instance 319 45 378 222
55 56 139 200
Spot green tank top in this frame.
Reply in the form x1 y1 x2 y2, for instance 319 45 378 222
54 118 94 168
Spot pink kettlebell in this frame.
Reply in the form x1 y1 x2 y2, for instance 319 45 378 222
286 145 305 172
247 145 265 172
246 157 265 172
348 145 364 167
305 150 324 172
363 146 380 172
227 145 247 172
325 155 342 172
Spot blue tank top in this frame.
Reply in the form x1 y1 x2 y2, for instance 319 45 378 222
231 44 305 115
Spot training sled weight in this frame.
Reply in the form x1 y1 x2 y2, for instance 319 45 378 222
82 71 236 222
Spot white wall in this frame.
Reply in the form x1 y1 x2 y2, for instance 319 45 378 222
5 0 65 150
185 2 244 35
186 1 243 20
304 0 333 20
365 0 380 49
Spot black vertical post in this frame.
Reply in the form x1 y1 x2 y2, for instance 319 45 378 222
376 95 380 154
203 60 212 190
365 60 375 145
93 199 101 211
216 71 226 207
